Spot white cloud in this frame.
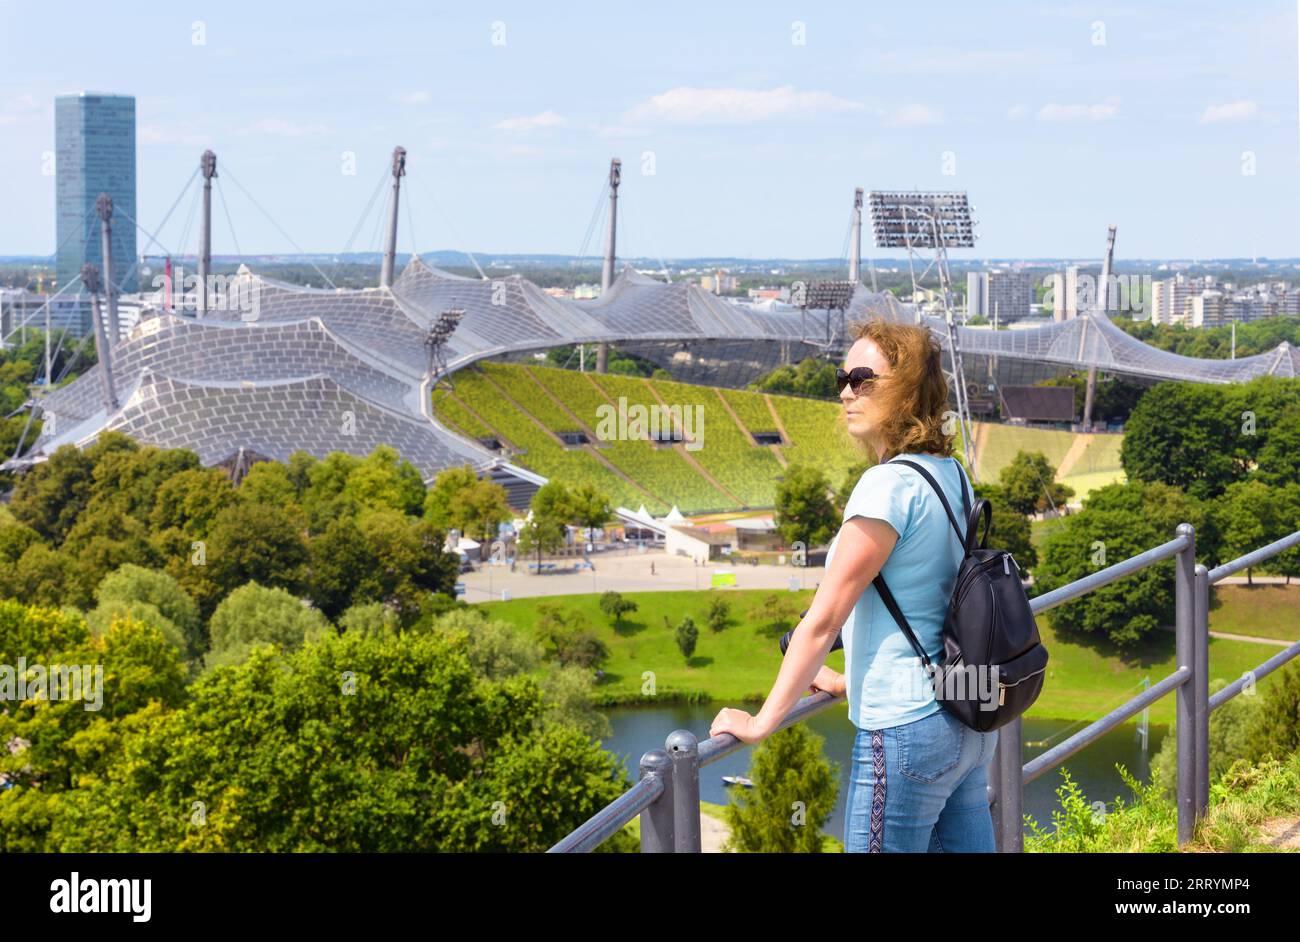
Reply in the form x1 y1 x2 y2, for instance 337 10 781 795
624 85 863 125
1198 100 1259 123
493 110 566 132
397 91 432 105
1037 100 1119 121
885 104 943 126
238 118 332 137
1007 104 1027 120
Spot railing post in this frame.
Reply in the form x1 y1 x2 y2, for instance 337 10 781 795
665 729 702 853
1193 563 1210 820
992 716 1023 852
1174 523 1196 846
638 749 674 853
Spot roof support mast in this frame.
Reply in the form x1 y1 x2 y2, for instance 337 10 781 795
198 150 217 316
95 193 120 344
380 146 407 289
80 264 117 412
596 158 621 374
1081 225 1117 430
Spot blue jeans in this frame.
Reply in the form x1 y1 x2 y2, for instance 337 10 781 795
843 707 998 852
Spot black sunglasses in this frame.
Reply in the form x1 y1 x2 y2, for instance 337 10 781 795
835 366 878 394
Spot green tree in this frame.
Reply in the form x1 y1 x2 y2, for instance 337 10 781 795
1213 480 1280 585
1033 507 1173 648
1121 382 1242 499
148 466 236 538
1083 480 1218 564
567 482 613 553
237 460 300 508
9 442 96 543
516 513 567 571
36 631 632 852
706 596 731 633
775 464 837 549
199 501 310 613
92 564 203 656
972 483 1037 571
1242 661 1300 765
424 465 513 544
1254 405 1300 488
205 582 330 669
535 602 608 669
676 615 698 662
999 450 1072 516
722 724 839 852
342 445 426 517
598 591 638 629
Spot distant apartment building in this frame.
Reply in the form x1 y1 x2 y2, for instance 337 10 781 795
1150 274 1210 326
1151 275 1300 328
1189 290 1226 328
700 272 739 293
55 92 137 333
966 270 1033 322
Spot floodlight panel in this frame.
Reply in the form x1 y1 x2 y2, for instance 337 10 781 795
803 280 857 310
868 191 976 249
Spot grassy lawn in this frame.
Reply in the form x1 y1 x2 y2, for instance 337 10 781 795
1207 584 1300 641
475 586 1298 725
479 587 833 705
1058 468 1126 501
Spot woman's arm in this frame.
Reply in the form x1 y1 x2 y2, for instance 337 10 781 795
709 514 899 743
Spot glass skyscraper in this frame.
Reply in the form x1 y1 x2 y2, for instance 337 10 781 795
55 92 137 322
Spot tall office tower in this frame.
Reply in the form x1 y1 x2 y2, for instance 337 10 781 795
967 270 1032 322
55 92 137 331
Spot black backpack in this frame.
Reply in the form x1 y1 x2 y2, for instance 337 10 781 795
874 457 1048 732
780 456 1048 732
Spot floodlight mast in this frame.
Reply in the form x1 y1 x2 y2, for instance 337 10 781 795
867 191 978 479
380 146 407 289
425 307 465 389
849 187 863 285
596 158 621 374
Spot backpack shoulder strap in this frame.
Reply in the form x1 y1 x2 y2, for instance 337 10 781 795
872 572 934 668
872 456 973 668
888 457 968 546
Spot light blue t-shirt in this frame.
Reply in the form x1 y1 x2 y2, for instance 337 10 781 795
824 452 971 730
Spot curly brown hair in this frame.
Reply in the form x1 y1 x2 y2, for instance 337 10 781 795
846 318 955 460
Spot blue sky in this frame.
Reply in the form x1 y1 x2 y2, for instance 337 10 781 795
2 0 1298 260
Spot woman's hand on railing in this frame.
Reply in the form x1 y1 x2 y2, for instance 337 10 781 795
709 707 771 744
811 666 845 699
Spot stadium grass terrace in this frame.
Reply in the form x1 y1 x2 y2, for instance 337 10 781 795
430 362 1127 514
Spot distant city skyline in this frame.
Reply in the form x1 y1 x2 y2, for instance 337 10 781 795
2 1 1299 260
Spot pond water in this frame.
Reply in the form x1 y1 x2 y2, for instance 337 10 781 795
601 701 1167 843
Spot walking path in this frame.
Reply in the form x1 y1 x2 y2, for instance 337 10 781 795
461 548 821 602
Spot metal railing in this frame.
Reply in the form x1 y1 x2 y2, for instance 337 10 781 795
548 524 1300 852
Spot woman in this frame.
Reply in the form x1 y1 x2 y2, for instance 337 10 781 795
709 318 997 852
